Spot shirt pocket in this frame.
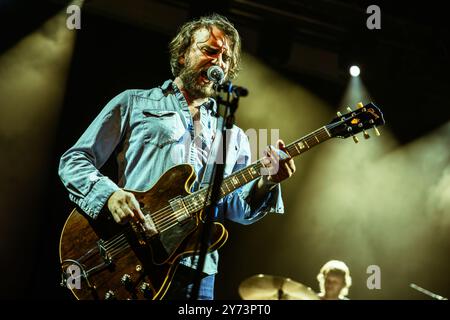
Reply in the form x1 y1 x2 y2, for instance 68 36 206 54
142 109 186 148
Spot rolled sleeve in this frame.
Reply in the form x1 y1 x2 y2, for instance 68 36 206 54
224 181 284 225
68 176 120 218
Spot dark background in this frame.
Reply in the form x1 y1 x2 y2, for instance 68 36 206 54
0 0 449 300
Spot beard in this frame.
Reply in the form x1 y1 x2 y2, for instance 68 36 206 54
178 60 215 99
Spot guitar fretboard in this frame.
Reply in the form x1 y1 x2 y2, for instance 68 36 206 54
183 126 331 214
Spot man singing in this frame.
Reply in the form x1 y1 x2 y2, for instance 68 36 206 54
59 13 296 300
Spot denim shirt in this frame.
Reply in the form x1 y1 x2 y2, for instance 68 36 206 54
58 80 284 275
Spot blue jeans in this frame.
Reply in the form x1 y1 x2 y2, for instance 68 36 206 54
163 266 215 300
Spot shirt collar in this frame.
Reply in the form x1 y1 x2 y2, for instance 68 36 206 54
163 79 217 116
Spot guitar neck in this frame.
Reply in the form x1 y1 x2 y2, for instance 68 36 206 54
184 126 332 213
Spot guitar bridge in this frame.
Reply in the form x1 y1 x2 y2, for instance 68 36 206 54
97 239 113 265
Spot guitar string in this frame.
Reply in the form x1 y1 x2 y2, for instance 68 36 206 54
131 133 322 233
143 161 262 229
154 162 266 231
105 147 336 256
108 241 130 258
132 126 329 229
102 159 282 256
102 127 334 254
103 238 128 254
104 237 128 250
136 127 329 231
144 127 328 224
103 191 216 253
102 163 265 254
102 139 313 253
104 129 335 258
81 126 336 260
102 234 127 250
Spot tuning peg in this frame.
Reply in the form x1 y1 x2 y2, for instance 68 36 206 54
363 130 370 139
373 126 381 136
346 107 353 112
352 135 359 143
357 102 364 109
336 111 342 117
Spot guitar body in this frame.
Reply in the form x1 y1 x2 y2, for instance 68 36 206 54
59 164 228 300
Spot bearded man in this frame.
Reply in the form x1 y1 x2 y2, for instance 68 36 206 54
59 13 296 300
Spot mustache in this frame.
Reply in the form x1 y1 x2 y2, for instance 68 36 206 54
183 60 223 76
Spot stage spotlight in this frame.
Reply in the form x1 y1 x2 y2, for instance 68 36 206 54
350 65 360 77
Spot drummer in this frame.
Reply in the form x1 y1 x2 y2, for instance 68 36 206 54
316 260 352 300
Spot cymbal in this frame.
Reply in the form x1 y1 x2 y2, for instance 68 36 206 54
239 274 319 300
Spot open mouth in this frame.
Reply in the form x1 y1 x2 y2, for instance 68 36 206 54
200 70 210 83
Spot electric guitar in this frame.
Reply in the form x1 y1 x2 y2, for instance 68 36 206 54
59 102 385 300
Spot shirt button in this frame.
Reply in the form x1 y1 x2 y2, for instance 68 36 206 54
88 172 100 182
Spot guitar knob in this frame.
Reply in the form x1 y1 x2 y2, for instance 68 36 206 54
104 290 116 300
140 282 151 293
140 282 153 298
121 274 133 288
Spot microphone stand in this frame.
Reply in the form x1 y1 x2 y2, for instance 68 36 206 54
190 81 243 300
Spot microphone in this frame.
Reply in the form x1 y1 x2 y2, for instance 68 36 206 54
206 66 225 84
206 66 249 97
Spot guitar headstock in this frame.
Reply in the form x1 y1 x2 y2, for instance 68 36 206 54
326 102 385 142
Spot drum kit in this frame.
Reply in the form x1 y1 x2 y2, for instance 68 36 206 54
238 274 320 300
